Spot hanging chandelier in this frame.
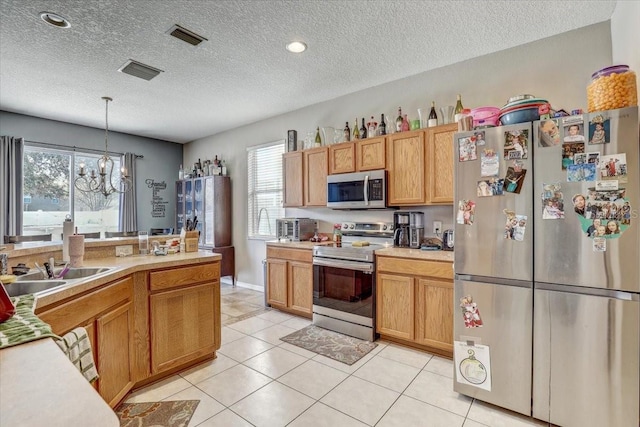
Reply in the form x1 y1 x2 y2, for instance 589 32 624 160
74 96 132 197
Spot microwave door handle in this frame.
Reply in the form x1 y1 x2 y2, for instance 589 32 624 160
363 175 369 205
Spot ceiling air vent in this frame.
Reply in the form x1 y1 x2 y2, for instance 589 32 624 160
117 60 164 81
167 24 207 46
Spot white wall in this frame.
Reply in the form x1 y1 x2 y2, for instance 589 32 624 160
0 112 183 233
184 22 613 288
611 0 640 103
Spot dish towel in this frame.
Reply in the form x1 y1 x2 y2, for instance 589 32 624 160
0 294 58 349
55 327 100 384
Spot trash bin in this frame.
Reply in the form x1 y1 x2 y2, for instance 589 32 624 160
262 259 270 307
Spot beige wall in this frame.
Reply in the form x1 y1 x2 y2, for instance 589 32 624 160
184 22 613 288
611 0 640 103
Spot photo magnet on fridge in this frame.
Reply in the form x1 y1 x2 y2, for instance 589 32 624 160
504 167 526 193
538 119 561 147
480 149 499 177
588 114 610 144
593 237 607 252
563 120 585 143
458 135 478 162
477 179 504 197
454 342 492 392
503 209 527 241
457 200 476 225
503 129 529 159
561 142 585 170
567 163 596 182
598 153 627 183
542 183 565 220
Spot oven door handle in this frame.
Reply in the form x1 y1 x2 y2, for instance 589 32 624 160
313 257 374 273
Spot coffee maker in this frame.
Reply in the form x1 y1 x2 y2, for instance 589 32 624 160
393 211 410 247
409 212 425 249
393 211 424 248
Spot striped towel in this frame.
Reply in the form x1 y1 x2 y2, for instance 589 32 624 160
56 327 99 384
0 294 58 348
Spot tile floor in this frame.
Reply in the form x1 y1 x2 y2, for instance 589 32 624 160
125 284 547 427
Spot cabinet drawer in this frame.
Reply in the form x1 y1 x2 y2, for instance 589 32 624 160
38 276 133 335
266 247 312 263
149 262 219 291
377 257 453 280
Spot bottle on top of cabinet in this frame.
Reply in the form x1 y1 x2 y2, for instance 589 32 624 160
315 127 322 146
353 118 360 140
395 107 403 132
401 114 410 132
360 118 367 139
428 101 438 127
179 164 184 180
343 122 351 142
454 94 464 122
367 116 377 137
379 114 386 135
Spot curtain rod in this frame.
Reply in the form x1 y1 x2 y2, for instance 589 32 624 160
24 139 144 159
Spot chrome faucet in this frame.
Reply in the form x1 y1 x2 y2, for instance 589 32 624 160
257 208 272 236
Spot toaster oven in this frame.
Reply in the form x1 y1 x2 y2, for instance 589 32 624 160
275 218 317 242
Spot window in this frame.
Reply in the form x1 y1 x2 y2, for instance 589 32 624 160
22 145 121 237
247 140 285 239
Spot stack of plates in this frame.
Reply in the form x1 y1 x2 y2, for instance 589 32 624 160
499 95 550 125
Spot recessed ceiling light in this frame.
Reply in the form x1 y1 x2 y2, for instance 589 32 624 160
40 12 71 28
286 41 307 53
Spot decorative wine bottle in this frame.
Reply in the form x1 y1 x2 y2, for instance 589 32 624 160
315 127 321 146
401 114 410 132
344 122 351 142
428 101 438 127
396 107 403 132
454 94 464 123
379 114 386 135
353 118 360 140
360 118 367 139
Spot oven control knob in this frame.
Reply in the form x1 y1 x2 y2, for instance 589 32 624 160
382 224 388 230
349 224 355 229
342 224 348 230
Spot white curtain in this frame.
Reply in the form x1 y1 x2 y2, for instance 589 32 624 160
118 152 137 232
0 136 24 244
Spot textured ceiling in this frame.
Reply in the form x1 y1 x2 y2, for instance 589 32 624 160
0 0 617 143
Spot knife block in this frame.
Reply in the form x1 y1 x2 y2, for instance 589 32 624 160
185 231 199 253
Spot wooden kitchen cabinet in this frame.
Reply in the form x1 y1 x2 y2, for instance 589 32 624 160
425 123 457 204
149 262 220 375
283 151 304 207
303 147 328 206
356 136 386 171
329 141 356 174
376 256 453 356
36 275 135 407
266 246 313 317
386 130 426 205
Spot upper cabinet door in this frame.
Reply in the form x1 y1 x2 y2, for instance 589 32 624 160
283 151 304 207
303 147 328 206
356 136 386 171
329 142 356 175
426 123 457 204
387 130 426 205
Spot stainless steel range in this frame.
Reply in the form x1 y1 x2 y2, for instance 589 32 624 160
312 222 393 341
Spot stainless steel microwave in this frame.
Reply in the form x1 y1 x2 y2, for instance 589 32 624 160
327 170 386 209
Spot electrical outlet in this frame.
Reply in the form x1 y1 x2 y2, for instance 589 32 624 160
115 245 133 257
433 221 442 234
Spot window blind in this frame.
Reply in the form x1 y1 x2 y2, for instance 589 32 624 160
247 140 285 238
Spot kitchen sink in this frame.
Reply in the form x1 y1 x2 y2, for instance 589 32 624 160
16 267 114 281
3 280 67 297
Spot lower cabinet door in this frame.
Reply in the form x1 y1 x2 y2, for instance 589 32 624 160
288 261 312 315
414 278 453 351
96 301 134 407
376 273 414 340
150 283 215 374
267 259 288 307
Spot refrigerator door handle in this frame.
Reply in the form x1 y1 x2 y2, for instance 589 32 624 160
535 282 639 301
455 274 532 289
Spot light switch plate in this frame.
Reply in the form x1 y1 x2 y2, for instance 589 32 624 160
115 245 133 257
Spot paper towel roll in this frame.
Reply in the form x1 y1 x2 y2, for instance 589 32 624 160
62 218 74 262
68 234 85 267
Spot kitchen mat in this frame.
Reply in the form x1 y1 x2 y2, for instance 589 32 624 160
115 400 199 427
280 325 377 365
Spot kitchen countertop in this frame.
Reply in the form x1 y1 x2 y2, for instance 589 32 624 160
0 250 221 427
30 250 221 309
0 339 119 427
267 240 454 262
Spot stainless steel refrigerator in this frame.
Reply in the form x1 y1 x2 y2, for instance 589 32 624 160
453 107 639 426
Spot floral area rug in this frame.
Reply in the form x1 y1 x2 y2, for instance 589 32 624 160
280 325 377 365
115 400 199 427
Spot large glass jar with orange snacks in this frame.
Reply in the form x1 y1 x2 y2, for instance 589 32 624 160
587 65 637 112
